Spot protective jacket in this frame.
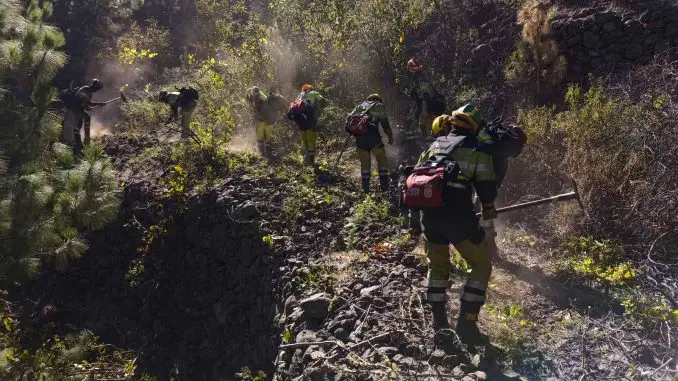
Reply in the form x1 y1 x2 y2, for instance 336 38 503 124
409 71 436 103
418 130 497 243
248 91 270 122
299 90 325 108
75 86 99 112
164 91 181 111
347 100 393 151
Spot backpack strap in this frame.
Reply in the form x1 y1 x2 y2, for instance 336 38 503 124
426 135 467 157
360 101 380 116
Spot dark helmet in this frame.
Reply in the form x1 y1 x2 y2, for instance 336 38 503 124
367 93 383 102
90 78 103 91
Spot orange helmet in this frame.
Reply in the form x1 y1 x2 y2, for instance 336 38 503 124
301 84 313 91
406 58 423 72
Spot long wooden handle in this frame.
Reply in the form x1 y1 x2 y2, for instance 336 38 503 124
475 191 579 217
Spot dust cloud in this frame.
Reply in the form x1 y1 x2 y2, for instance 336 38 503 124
85 59 155 137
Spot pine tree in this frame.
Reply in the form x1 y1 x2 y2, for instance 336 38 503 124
505 0 567 100
0 0 120 286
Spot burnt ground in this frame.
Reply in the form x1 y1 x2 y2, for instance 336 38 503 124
9 133 676 380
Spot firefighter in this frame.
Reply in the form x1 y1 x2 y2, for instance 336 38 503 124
61 79 105 155
415 109 497 344
246 86 274 157
159 87 199 138
345 94 394 192
405 58 445 142
287 84 326 166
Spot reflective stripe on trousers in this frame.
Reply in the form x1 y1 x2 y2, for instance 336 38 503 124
425 238 492 304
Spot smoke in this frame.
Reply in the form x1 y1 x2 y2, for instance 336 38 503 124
89 116 112 138
85 58 156 136
229 126 258 154
265 26 305 97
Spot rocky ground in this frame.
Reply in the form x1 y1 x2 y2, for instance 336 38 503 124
9 133 675 380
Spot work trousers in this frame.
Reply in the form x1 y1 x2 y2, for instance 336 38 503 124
256 120 274 157
424 224 491 322
357 145 389 192
300 129 318 165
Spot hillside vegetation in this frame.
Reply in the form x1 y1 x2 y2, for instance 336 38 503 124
0 0 676 380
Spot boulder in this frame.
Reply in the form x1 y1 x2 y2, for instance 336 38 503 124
295 330 318 344
377 347 399 357
665 23 678 37
625 43 644 59
583 31 601 49
233 201 258 219
602 20 619 33
300 293 332 321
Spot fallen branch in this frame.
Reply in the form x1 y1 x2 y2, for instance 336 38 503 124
279 340 338 350
327 331 393 362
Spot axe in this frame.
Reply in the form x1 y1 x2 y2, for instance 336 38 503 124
477 180 584 217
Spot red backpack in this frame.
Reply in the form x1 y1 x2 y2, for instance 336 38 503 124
402 135 467 209
346 101 378 136
289 98 308 116
402 166 446 208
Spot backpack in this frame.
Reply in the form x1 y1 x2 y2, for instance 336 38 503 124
178 87 199 108
402 135 467 209
346 101 379 136
288 98 309 117
59 87 81 110
481 118 526 158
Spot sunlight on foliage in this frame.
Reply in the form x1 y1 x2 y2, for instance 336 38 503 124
564 236 638 285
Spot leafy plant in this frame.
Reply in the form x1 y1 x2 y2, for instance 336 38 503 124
564 236 638 286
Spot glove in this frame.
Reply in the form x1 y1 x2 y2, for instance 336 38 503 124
482 203 497 220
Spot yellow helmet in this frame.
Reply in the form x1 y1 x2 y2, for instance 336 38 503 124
432 114 453 137
450 110 479 134
301 84 313 91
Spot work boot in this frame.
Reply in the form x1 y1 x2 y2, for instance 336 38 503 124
455 313 488 345
73 130 84 157
430 301 451 330
379 174 390 192
361 179 370 193
409 210 422 236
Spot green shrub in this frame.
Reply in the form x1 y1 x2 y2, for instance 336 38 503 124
120 100 168 131
564 236 638 286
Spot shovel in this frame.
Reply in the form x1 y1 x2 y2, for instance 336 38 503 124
477 180 584 217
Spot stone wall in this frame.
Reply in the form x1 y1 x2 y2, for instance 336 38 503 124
550 3 678 78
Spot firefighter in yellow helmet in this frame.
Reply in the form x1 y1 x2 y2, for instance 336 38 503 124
414 106 496 344
287 84 327 165
346 94 394 192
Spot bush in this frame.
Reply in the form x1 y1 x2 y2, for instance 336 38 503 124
511 81 678 261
